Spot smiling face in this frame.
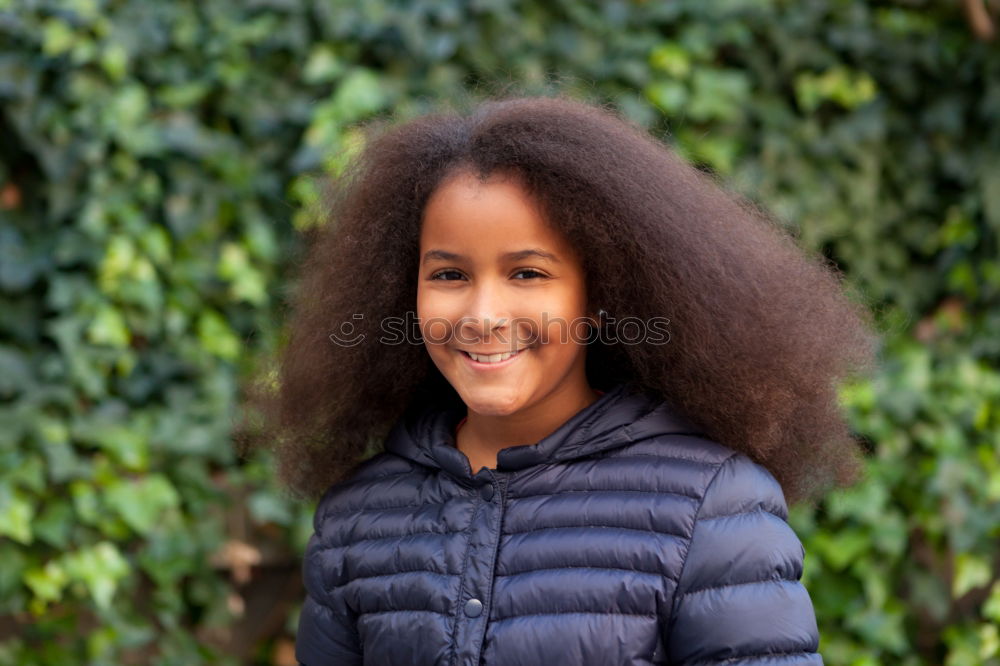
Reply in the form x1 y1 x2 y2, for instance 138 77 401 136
417 169 596 419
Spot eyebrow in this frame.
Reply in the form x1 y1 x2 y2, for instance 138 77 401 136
421 248 561 265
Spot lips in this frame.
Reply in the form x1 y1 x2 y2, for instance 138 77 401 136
458 345 533 369
460 349 525 362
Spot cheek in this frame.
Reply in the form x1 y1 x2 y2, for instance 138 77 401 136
415 285 431 316
419 316 455 348
539 317 587 348
536 296 589 346
416 290 447 343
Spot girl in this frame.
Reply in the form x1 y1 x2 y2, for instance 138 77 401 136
245 95 879 664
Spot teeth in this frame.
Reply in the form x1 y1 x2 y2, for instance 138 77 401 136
467 349 522 363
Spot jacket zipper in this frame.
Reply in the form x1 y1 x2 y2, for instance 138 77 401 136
475 470 508 665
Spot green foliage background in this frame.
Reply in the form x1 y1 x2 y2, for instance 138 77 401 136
1 0 998 664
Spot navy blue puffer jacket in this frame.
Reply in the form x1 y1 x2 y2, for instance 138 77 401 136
296 382 823 665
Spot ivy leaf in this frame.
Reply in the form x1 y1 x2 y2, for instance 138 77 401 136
33 499 74 549
0 483 34 544
86 304 131 348
984 581 1000 623
196 310 241 361
953 553 992 598
104 475 180 535
23 559 68 604
330 68 388 123
60 541 130 611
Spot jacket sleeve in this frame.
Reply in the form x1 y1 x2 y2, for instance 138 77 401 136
295 503 364 665
665 453 823 665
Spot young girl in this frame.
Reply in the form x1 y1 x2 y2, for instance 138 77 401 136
251 95 878 665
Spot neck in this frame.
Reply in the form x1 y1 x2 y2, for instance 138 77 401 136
455 380 602 471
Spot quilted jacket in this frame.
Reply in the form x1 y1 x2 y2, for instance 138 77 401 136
296 381 823 665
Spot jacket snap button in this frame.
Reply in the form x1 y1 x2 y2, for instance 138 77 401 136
479 483 494 501
464 598 483 617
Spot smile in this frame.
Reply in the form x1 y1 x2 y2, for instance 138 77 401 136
459 347 530 368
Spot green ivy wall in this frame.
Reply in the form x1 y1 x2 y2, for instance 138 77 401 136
1 1 998 664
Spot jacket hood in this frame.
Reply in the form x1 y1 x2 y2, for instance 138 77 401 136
383 381 705 479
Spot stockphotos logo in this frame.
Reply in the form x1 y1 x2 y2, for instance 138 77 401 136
328 312 670 347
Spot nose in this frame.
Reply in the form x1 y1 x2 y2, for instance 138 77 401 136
457 281 514 346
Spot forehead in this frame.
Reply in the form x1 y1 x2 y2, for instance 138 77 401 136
420 171 576 258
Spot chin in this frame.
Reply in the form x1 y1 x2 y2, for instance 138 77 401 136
454 384 527 416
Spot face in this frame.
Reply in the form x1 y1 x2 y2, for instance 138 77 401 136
417 170 595 417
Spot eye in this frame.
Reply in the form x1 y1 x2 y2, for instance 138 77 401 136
429 269 547 281
430 270 465 281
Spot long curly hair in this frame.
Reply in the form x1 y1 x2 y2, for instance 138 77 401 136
236 93 881 505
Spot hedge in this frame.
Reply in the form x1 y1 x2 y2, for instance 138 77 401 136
1 0 997 663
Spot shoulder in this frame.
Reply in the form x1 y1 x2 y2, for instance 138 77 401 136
696 450 789 520
668 445 804 606
609 431 789 519
663 442 819 663
311 451 425 534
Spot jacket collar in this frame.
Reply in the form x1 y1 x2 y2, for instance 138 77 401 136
383 381 705 479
